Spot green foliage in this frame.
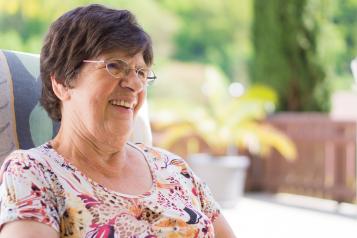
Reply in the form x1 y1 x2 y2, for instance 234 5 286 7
0 0 88 52
156 0 253 82
251 0 328 111
334 0 357 74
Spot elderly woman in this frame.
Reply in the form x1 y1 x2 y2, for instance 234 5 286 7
0 4 235 238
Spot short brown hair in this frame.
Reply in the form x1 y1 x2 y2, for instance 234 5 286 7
40 4 153 121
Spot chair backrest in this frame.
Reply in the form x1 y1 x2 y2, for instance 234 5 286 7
0 49 152 163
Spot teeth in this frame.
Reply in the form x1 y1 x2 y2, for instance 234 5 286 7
110 100 133 109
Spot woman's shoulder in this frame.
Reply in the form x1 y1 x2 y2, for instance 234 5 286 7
0 143 52 176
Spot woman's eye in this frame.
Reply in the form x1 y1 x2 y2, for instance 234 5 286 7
107 62 125 75
137 69 147 78
107 62 120 70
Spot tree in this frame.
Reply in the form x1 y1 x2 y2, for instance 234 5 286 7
334 0 357 75
251 0 328 111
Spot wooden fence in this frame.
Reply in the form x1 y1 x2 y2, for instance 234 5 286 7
247 113 357 203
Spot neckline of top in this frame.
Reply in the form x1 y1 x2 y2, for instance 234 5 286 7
42 141 157 199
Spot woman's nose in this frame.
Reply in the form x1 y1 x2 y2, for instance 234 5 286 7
119 70 144 92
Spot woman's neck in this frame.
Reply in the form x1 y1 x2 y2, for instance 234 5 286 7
51 125 129 178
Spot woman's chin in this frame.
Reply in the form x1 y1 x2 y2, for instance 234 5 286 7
107 122 133 139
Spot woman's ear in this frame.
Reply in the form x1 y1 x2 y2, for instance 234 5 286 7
51 75 71 101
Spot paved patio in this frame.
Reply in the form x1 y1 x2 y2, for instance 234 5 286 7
222 192 357 238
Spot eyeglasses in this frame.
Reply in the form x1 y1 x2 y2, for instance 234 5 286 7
83 59 156 86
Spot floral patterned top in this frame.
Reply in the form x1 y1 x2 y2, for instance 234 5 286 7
0 142 220 237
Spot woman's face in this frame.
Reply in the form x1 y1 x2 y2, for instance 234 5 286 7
63 50 147 146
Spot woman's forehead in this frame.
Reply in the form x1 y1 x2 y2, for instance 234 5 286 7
100 50 145 63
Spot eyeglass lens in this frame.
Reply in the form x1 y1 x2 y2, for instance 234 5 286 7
106 60 151 82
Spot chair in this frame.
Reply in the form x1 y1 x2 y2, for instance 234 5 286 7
0 49 152 163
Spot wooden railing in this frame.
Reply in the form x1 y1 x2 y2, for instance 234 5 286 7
248 113 357 203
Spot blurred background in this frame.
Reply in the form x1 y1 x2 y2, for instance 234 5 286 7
1 0 357 237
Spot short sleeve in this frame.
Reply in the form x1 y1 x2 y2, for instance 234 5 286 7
0 150 60 232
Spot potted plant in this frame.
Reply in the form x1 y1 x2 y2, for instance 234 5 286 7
151 66 296 208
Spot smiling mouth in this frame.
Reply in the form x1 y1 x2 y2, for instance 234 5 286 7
109 99 135 110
